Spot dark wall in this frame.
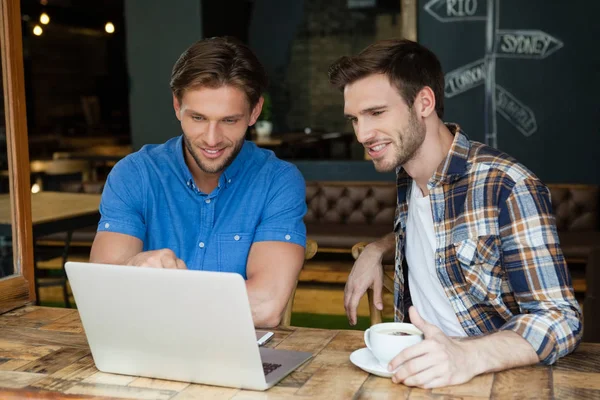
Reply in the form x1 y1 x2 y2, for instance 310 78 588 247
125 0 202 149
419 0 600 184
248 0 305 133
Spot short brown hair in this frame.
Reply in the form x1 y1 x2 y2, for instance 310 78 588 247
170 36 268 109
328 39 445 119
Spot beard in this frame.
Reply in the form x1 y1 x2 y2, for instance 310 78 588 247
373 108 426 172
183 134 245 175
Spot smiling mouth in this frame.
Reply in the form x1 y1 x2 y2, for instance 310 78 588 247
367 142 390 158
201 147 226 159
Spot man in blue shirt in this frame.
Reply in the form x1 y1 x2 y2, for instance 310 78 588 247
90 37 307 328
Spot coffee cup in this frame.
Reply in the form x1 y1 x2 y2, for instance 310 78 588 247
364 322 423 368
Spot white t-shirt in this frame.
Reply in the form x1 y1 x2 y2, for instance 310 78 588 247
405 180 467 337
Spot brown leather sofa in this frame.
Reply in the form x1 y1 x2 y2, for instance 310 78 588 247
305 181 600 261
42 181 600 260
305 181 397 253
549 184 600 263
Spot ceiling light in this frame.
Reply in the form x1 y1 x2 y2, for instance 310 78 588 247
40 13 50 25
33 25 43 36
105 22 115 34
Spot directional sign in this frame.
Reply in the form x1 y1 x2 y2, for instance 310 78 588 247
495 85 537 137
495 30 564 59
424 0 487 22
445 58 486 98
426 0 563 145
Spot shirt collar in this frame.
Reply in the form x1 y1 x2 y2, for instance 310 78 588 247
428 123 470 187
222 140 253 184
175 136 253 191
396 123 470 195
175 135 193 186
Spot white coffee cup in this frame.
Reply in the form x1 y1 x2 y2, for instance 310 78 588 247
364 322 423 368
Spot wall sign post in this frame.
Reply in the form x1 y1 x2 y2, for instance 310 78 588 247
424 0 563 147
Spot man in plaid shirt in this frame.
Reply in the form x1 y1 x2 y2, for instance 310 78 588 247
330 39 582 388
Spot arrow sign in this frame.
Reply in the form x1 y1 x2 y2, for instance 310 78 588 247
424 0 487 22
444 58 486 98
495 30 564 59
495 85 537 137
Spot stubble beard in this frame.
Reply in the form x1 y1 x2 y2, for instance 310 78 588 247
183 134 245 175
373 109 426 172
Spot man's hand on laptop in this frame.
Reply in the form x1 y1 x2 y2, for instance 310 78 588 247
125 249 187 269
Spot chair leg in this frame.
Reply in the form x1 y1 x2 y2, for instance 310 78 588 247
281 282 297 328
583 247 600 343
33 247 41 306
61 231 73 308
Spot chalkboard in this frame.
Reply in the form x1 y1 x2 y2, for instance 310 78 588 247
418 0 600 184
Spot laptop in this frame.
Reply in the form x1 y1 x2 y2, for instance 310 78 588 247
65 262 312 391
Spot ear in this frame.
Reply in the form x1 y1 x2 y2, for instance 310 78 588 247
173 94 182 121
413 86 436 119
248 96 265 126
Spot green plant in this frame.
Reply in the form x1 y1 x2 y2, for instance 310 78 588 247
258 92 272 121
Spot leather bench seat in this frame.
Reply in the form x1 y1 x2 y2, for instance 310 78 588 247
306 181 600 260
559 231 600 261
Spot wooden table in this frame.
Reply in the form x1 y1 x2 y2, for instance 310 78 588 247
0 192 101 304
0 192 101 237
52 145 133 163
0 307 598 399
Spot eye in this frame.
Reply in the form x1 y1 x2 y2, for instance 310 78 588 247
191 115 204 121
223 118 238 124
347 116 358 124
371 110 384 117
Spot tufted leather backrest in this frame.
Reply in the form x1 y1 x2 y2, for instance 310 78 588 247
305 181 599 232
305 182 396 224
549 185 599 231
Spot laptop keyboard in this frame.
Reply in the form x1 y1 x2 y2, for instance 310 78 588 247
262 362 282 376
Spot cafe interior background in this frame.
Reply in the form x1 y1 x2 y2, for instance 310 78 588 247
1 0 598 333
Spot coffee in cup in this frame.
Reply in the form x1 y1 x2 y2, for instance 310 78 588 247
379 329 412 336
364 322 423 368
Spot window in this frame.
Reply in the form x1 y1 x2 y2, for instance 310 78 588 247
0 0 36 312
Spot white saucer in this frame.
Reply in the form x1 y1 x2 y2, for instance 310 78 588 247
349 347 393 378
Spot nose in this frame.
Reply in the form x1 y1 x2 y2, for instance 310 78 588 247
354 119 376 145
204 122 223 147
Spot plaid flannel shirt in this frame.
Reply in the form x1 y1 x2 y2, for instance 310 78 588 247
393 124 582 364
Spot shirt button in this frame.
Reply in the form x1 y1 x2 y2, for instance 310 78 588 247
285 234 291 241
104 223 110 229
199 242 205 248
234 235 240 241
205 199 211 204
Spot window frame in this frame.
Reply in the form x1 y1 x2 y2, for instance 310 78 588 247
0 0 35 313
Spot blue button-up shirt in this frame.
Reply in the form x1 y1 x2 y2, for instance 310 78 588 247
97 136 307 278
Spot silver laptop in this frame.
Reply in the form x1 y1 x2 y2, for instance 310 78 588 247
65 262 312 391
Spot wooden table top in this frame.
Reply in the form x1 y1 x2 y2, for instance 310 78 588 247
0 192 101 226
53 145 133 162
0 306 599 399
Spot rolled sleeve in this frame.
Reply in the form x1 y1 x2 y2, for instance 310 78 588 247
500 303 582 364
253 165 307 248
97 155 147 241
499 178 583 364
